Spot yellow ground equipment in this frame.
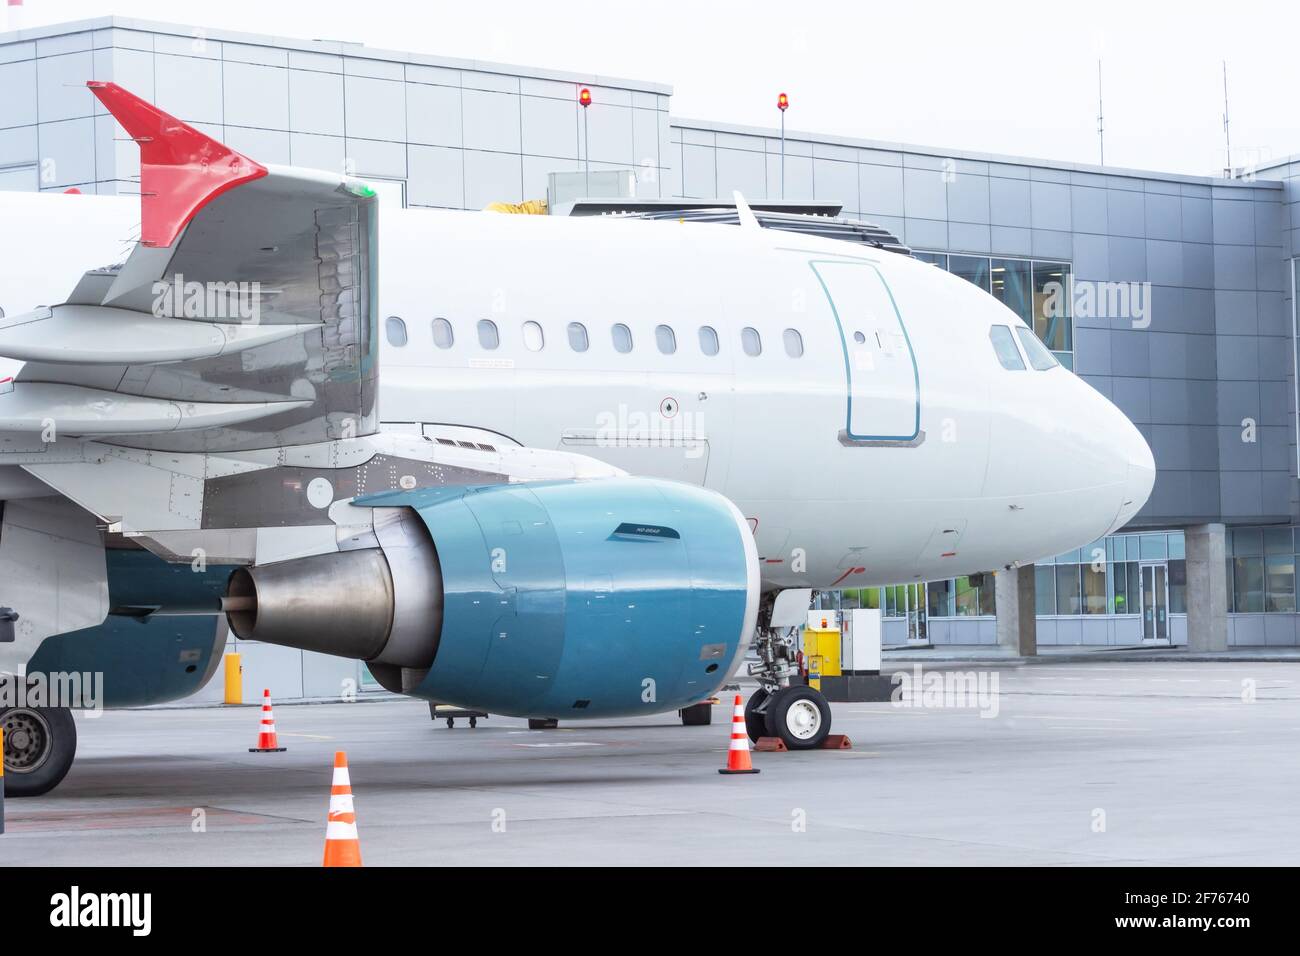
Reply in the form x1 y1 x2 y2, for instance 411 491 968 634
224 652 242 705
802 627 842 690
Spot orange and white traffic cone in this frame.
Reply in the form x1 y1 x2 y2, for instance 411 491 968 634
323 751 362 867
718 693 760 775
249 688 286 753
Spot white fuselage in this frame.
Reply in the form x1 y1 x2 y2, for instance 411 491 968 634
0 193 1155 591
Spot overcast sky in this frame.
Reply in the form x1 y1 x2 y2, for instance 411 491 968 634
8 0 1298 176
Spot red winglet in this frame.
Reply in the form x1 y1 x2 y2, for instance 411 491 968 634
87 80 268 248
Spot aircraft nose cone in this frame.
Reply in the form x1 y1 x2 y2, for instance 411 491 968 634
1109 414 1156 532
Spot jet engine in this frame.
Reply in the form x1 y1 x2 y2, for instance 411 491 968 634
224 477 760 717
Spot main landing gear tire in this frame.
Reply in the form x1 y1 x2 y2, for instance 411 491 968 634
764 686 832 750
679 701 713 726
1 706 77 797
743 689 770 743
528 718 559 730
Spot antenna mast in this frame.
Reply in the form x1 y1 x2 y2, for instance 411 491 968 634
1222 60 1232 177
1096 59 1105 166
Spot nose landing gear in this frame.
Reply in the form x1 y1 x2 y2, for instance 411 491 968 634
747 618 833 750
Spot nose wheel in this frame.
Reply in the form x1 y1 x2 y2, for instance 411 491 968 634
762 685 832 750
1 706 77 796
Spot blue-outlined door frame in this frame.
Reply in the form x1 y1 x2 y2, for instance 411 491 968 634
809 259 922 445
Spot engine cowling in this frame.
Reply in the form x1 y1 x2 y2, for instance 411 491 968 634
224 477 760 717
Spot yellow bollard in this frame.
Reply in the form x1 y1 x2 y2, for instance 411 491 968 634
223 653 243 705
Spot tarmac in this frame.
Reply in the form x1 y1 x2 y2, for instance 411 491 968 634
2 659 1298 866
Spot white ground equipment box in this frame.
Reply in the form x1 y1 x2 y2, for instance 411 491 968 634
841 608 882 674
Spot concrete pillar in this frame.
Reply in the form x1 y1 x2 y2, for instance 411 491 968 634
1185 523 1228 652
995 564 1037 656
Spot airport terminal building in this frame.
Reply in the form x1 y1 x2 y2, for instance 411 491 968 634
2 17 1299 697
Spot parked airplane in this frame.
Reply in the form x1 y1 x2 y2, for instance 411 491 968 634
0 83 1154 795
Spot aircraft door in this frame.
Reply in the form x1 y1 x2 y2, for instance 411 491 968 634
810 260 921 444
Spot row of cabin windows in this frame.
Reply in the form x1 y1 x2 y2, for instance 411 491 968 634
384 316 806 358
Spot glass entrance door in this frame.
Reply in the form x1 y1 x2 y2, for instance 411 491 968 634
1140 564 1169 643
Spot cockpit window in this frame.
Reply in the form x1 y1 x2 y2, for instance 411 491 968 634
1015 326 1059 370
989 325 1026 370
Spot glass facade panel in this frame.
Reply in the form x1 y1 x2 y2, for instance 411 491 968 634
1265 555 1296 612
992 258 1033 323
1127 563 1141 614
1082 564 1106 614
1034 565 1055 615
1139 533 1167 561
1233 528 1262 555
954 576 981 616
1032 261 1072 354
1233 557 1264 612
1055 565 1081 614
1168 560 1187 614
927 580 953 618
1111 561 1131 613
1264 527 1292 555
949 254 991 292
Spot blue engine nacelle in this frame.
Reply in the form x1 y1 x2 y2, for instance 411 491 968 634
226 477 759 718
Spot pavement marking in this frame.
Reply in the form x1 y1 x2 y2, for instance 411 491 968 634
1014 714 1127 722
512 741 606 748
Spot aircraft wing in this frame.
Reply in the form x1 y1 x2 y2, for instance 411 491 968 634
0 80 379 454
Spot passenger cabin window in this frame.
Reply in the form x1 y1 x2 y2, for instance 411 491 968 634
655 324 677 355
385 316 408 347
698 325 719 356
567 321 589 352
741 326 762 356
611 323 633 354
522 320 544 352
989 325 1026 370
783 328 804 358
431 318 454 349
1015 326 1059 370
477 318 500 350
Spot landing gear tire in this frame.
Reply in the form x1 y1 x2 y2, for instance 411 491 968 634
743 689 770 743
679 702 713 726
528 718 559 730
1 706 77 797
765 686 831 750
